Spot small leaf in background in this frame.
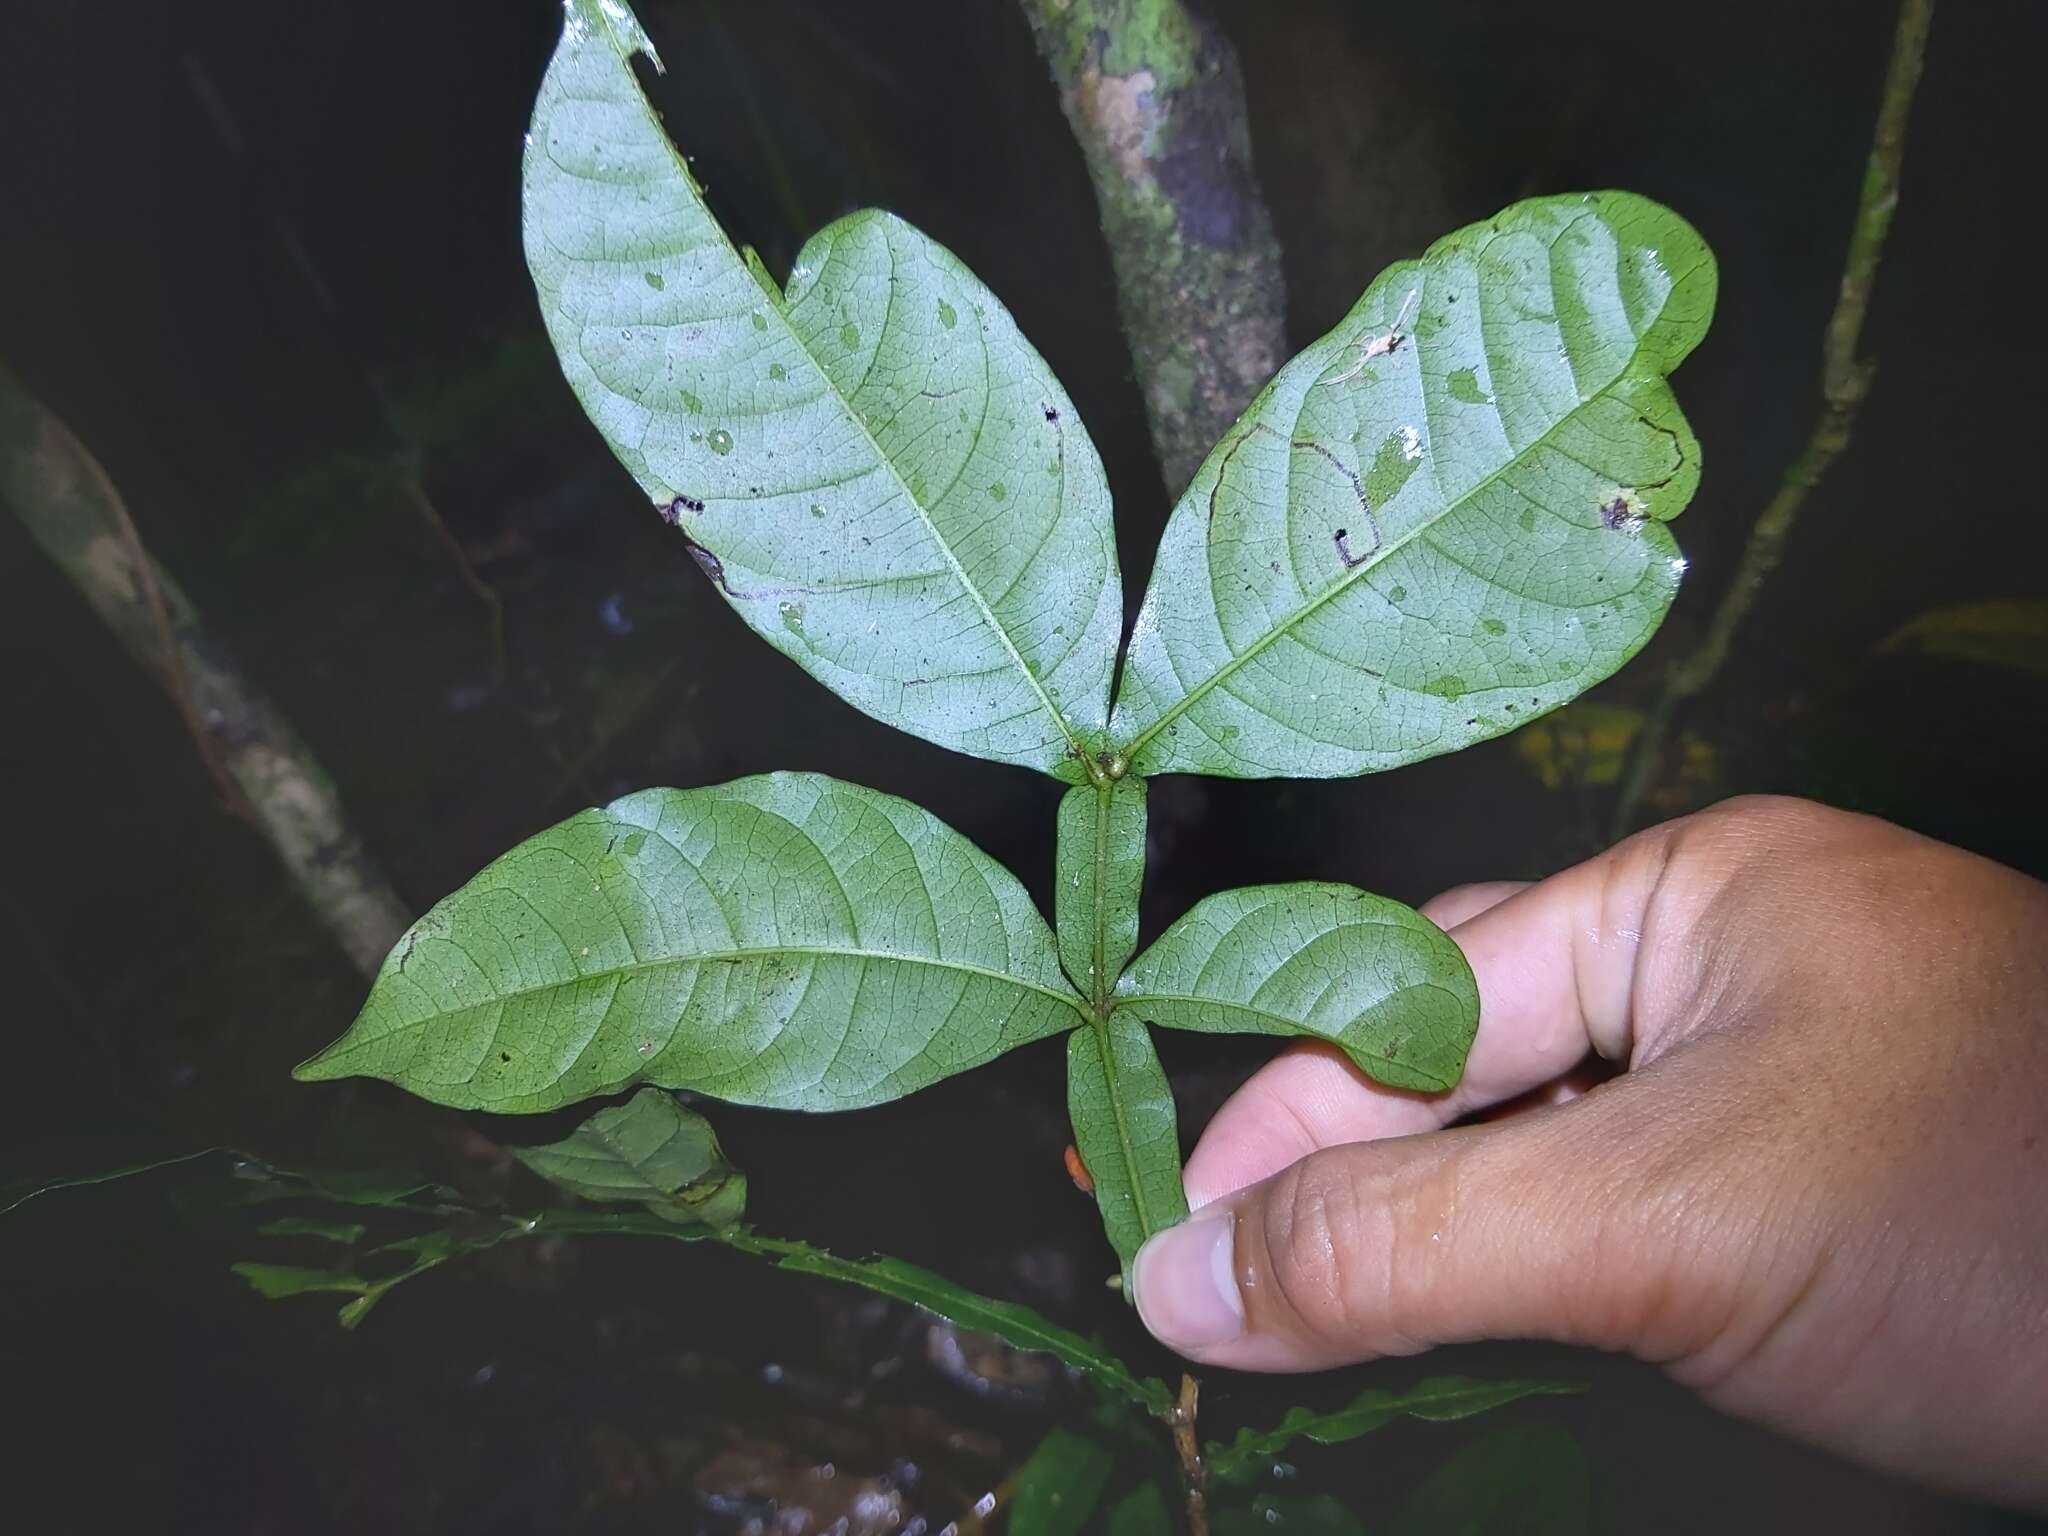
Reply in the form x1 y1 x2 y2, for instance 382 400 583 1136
230 1264 371 1302
1215 1495 1366 1536
1387 1424 1590 1536
1108 1482 1174 1536
256 1217 367 1245
1877 599 2048 678
1210 1375 1582 1481
1510 702 1717 804
1117 884 1478 1094
524 0 1124 779
1055 778 1147 1003
514 1088 745 1226
1111 192 1715 780
1067 1013 1189 1274
1006 1428 1114 1536
296 773 1084 1114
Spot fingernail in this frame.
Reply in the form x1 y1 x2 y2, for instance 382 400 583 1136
1133 1213 1244 1351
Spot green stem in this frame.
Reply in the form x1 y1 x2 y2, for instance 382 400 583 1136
1611 0 1935 838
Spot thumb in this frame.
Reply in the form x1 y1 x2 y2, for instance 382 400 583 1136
1130 1074 1739 1371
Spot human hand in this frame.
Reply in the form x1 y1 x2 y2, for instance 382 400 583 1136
1132 797 2048 1508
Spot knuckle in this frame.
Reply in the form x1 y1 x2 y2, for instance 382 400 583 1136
1255 1152 1393 1348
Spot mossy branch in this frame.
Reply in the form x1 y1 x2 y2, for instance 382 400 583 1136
1 360 412 977
1019 0 1287 498
1612 0 1936 837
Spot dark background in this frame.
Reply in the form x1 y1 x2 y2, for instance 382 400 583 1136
2 1 2043 1531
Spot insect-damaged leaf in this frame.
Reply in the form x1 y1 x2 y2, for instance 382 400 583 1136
514 1088 745 1226
1115 884 1478 1094
296 773 1084 1113
1111 192 1714 778
524 0 1122 780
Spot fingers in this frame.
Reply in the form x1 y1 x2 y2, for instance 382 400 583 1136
1184 824 1696 1204
1138 1069 1744 1371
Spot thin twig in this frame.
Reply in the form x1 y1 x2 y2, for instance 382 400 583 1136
1171 1372 1210 1536
399 471 508 677
1612 0 1935 838
100 475 259 826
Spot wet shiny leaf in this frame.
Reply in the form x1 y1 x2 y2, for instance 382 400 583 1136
514 1088 745 1225
296 773 1083 1113
525 0 1122 779
1111 193 1715 778
1116 884 1478 1094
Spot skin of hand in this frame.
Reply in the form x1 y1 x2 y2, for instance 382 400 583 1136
1131 797 2048 1510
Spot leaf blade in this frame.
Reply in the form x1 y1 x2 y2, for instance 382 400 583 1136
1009 1428 1115 1536
1055 779 1147 1004
1111 192 1714 778
1068 1015 1189 1272
1114 884 1477 1094
523 0 1122 777
513 1088 746 1225
296 772 1083 1113
1210 1375 1584 1481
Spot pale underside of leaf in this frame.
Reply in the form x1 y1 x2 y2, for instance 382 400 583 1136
1054 779 1146 1005
523 0 1121 779
1111 192 1716 778
1068 1014 1189 1272
513 1087 745 1224
1115 884 1478 1094
296 773 1083 1113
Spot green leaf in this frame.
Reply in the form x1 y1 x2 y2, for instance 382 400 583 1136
1008 1428 1115 1536
1108 1482 1175 1536
1055 778 1147 1005
1387 1424 1590 1536
1210 1375 1584 1481
524 0 1123 780
1068 1014 1188 1273
257 1217 368 1245
295 772 1084 1113
1877 599 2048 677
231 1263 371 1301
1215 1496 1365 1536
1110 192 1714 778
1115 884 1479 1094
513 1088 745 1226
729 1230 1174 1415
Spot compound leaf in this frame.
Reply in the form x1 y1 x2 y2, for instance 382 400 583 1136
524 0 1122 779
297 773 1084 1113
1111 192 1714 778
1115 884 1477 1094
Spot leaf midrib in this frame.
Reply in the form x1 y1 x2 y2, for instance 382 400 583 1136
575 15 1087 765
1118 308 1668 765
361 942 1089 1043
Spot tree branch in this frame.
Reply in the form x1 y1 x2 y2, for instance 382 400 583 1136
1 360 413 977
1019 0 1287 498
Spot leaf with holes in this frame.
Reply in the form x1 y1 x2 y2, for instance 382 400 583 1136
1115 884 1478 1094
1111 192 1714 778
295 773 1084 1112
524 0 1122 780
514 1088 745 1225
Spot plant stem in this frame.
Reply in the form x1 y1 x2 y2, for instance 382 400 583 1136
1017 0 1287 497
0 361 414 978
1172 1372 1211 1536
1611 0 1935 838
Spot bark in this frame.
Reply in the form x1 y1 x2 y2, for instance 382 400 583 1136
1 360 412 977
1020 0 1287 498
